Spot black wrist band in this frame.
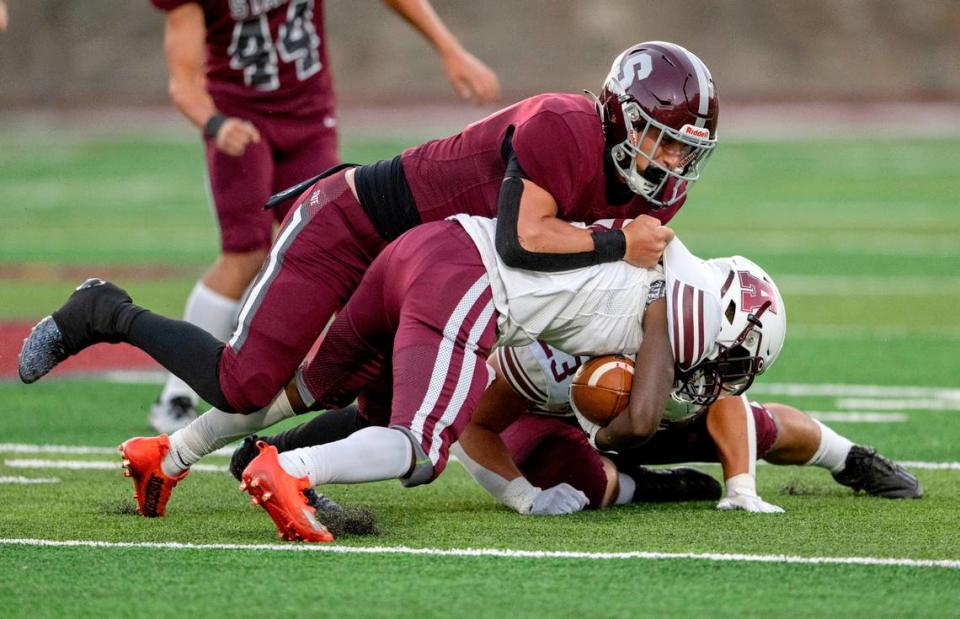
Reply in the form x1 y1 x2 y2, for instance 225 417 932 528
591 229 627 263
203 113 228 139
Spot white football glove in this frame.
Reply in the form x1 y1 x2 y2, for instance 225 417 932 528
716 493 784 513
528 483 589 516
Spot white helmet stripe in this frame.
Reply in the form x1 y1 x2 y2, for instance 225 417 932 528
678 47 711 127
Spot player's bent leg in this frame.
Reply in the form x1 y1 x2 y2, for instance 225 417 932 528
504 414 721 507
20 278 237 410
150 254 260 433
125 309 234 412
216 176 382 413
119 391 299 518
764 403 922 499
700 396 783 512
242 426 414 541
504 415 609 509
761 402 821 465
228 405 367 480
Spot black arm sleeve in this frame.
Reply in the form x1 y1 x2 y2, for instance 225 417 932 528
494 150 626 272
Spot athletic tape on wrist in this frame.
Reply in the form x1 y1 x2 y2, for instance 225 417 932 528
591 229 627 263
204 113 228 139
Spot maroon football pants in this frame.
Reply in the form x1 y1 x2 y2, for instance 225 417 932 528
204 108 338 253
504 403 779 507
218 170 386 412
297 221 499 480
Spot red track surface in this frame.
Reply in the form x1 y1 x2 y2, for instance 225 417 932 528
0 321 159 378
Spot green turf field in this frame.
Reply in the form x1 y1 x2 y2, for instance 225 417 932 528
1 130 959 617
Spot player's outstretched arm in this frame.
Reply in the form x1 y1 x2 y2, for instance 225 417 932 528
381 0 500 104
594 299 673 452
707 396 784 513
162 4 260 156
454 354 587 515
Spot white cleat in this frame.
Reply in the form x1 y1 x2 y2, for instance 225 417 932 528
148 396 198 434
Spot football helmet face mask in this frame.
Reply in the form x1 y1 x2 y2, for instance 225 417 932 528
674 256 786 406
597 41 719 208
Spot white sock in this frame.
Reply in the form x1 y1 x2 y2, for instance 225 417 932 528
159 282 240 405
278 426 413 487
805 420 854 474
161 391 296 477
614 472 636 505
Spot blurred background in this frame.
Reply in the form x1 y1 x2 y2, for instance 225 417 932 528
1 0 959 139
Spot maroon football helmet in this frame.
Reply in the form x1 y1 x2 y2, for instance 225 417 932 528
597 42 719 207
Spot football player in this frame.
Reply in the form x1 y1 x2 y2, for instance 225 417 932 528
224 217 764 541
452 340 922 514
20 43 720 518
146 0 500 433
233 247 793 516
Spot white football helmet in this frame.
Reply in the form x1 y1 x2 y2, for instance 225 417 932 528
673 255 786 406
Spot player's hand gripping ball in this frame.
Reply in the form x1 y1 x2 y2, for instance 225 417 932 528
569 355 634 426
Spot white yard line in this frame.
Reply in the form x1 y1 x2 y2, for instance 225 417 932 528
899 461 960 471
3 459 227 473
749 383 960 400
808 412 908 423
0 443 235 457
836 398 960 412
0 538 956 570
0 444 116 455
0 476 60 484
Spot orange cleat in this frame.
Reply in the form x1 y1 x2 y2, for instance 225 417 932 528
240 441 334 543
118 435 189 517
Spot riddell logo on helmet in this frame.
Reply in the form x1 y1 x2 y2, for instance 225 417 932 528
681 124 711 139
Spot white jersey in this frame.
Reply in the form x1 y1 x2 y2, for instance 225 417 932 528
498 341 703 425
452 215 664 357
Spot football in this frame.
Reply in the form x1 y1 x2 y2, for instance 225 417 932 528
569 355 634 426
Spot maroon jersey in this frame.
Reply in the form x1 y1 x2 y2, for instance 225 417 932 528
151 0 333 118
400 93 685 226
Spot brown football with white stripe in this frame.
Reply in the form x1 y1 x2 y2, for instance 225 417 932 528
570 355 634 425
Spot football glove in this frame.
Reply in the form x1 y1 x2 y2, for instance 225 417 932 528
528 483 589 516
716 492 784 513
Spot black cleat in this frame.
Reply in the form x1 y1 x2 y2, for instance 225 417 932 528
832 445 922 499
229 435 344 513
627 465 722 503
230 435 263 481
18 316 68 384
18 278 135 384
304 488 343 513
